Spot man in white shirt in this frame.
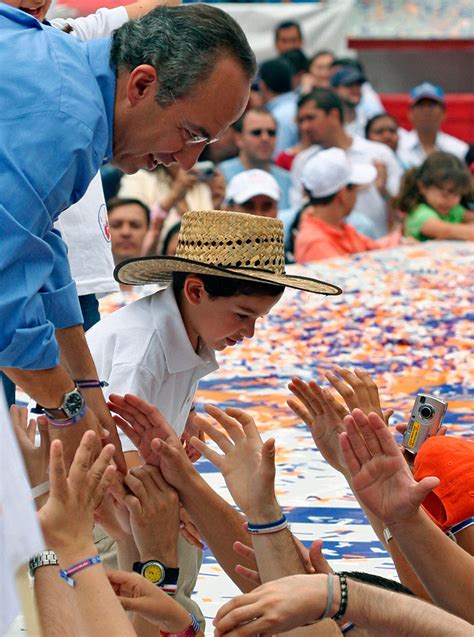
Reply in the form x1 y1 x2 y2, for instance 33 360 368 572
330 66 368 139
398 82 469 168
290 88 402 238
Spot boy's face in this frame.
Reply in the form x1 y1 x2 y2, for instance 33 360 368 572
185 282 283 351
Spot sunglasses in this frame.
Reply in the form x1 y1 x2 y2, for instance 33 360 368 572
371 126 397 135
248 128 277 137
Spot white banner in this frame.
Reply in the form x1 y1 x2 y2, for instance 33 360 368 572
0 391 44 636
216 1 355 62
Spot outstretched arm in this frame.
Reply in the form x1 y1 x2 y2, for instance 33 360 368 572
341 409 474 623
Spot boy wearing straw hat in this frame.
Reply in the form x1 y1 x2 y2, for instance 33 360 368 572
86 209 340 622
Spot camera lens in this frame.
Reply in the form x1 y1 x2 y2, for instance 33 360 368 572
420 405 434 419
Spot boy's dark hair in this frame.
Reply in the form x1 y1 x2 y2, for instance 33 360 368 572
341 571 414 596
396 151 471 213
297 88 344 124
275 20 302 42
310 49 334 65
107 197 151 227
281 48 309 75
365 113 398 139
259 58 294 95
172 272 284 298
232 107 277 134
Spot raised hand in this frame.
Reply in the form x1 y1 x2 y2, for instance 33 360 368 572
180 410 207 462
190 405 279 522
124 464 180 565
325 367 388 422
340 409 440 526
38 431 115 556
10 405 50 489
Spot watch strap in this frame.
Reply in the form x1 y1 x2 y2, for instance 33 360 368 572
29 550 59 577
133 560 180 586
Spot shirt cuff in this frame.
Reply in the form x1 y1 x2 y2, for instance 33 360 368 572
40 279 83 330
0 324 60 370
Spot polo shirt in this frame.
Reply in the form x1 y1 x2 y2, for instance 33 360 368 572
405 203 466 242
217 156 292 210
87 285 219 451
398 130 469 168
0 5 115 370
294 214 379 262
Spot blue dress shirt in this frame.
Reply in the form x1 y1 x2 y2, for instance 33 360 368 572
0 5 115 370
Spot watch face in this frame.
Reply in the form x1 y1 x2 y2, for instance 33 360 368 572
142 562 165 585
64 389 84 418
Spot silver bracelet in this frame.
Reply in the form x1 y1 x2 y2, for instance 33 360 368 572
318 572 334 620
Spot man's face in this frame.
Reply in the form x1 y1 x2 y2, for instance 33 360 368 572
108 203 149 261
334 82 362 108
237 112 277 164
113 57 250 175
409 99 445 135
367 115 399 153
275 26 302 54
309 53 334 88
191 290 282 351
235 195 278 218
297 101 333 146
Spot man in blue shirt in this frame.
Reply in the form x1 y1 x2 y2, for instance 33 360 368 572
0 3 254 467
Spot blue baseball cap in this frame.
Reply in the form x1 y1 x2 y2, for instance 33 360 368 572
330 67 366 87
410 82 445 105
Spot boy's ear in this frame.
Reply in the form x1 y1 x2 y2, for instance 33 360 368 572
183 275 207 305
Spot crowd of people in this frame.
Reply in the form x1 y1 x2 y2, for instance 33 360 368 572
1 1 473 636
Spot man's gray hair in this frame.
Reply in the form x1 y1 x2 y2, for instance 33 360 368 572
110 4 256 106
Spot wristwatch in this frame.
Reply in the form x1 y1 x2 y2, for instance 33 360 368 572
133 560 179 587
42 386 85 421
29 550 59 577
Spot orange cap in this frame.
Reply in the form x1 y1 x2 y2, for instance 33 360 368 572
414 436 474 532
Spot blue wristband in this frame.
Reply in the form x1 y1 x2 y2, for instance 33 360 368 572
59 554 102 587
247 514 288 535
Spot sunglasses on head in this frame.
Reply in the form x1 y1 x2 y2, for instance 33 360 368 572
249 128 277 137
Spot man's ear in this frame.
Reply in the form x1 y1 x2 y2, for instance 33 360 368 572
183 275 207 306
127 64 158 106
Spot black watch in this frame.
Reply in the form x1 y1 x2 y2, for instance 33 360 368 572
132 560 179 587
42 386 85 421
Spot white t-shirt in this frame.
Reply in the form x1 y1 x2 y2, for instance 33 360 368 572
52 7 128 297
87 285 219 451
290 136 402 238
397 129 469 168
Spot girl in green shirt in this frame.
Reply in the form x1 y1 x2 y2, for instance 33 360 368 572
397 151 473 241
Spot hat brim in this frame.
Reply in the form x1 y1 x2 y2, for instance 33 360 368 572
349 163 377 187
114 255 342 296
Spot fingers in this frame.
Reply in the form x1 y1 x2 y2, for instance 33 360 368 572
87 443 116 507
288 378 323 417
233 541 255 560
113 414 141 447
235 564 261 586
48 439 68 497
350 409 383 457
122 393 175 439
67 429 96 488
414 476 440 504
339 428 362 477
204 405 247 444
308 539 333 575
286 397 312 427
189 434 223 468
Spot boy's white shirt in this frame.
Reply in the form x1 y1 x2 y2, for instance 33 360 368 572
87 285 219 451
51 7 129 297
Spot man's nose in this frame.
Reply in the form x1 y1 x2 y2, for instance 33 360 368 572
174 143 207 172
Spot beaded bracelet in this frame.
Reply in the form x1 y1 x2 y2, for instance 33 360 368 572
59 554 102 587
74 379 109 389
332 572 349 621
247 514 288 535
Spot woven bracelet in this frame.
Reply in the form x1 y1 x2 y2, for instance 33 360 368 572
74 379 109 389
332 572 349 621
247 514 288 535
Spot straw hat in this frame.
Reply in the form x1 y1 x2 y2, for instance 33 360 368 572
114 210 342 296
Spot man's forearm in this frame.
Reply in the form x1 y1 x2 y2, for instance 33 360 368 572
347 578 472 636
176 471 256 592
2 364 74 407
389 509 474 623
35 566 81 637
56 324 100 379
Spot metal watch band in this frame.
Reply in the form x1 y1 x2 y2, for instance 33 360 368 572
383 527 393 543
29 550 59 577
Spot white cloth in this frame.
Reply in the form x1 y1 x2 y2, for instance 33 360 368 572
290 136 402 238
0 390 44 636
54 172 118 297
51 7 129 298
50 6 128 40
344 108 368 139
397 129 469 168
87 286 219 451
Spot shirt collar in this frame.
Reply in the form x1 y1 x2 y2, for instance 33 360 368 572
153 286 218 375
0 4 43 28
85 38 116 163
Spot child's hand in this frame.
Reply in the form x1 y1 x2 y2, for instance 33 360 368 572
10 405 50 491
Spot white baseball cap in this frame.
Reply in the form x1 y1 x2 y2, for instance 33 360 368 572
301 148 377 198
226 169 281 204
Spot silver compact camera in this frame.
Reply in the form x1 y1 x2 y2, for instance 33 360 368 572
402 393 448 455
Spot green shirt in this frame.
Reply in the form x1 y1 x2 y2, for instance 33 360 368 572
406 203 466 241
